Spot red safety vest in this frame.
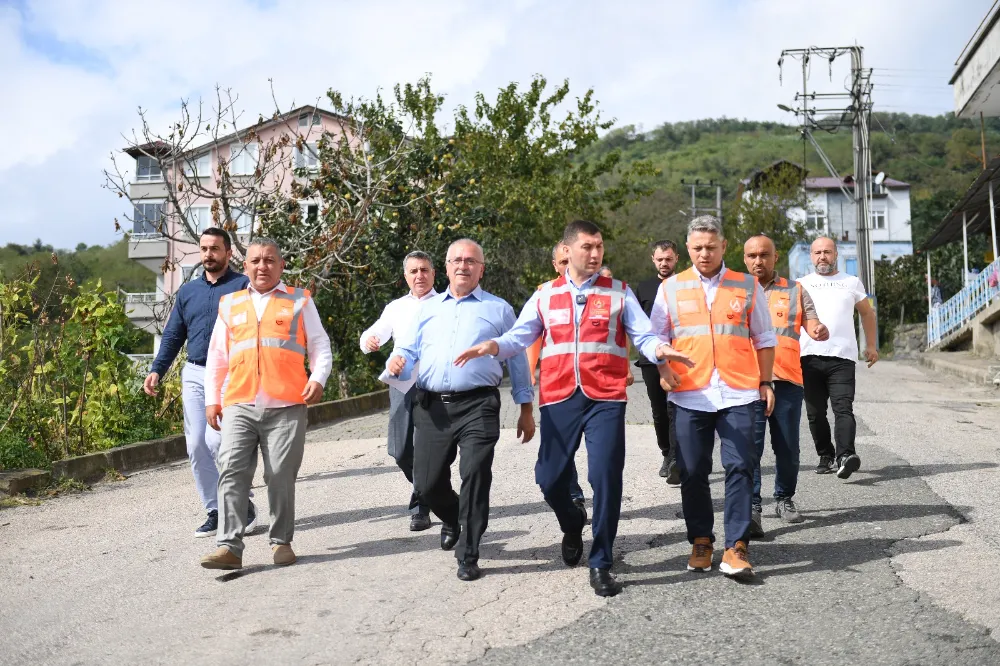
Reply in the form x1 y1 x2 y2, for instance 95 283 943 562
536 275 629 407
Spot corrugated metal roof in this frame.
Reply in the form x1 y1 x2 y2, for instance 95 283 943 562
920 155 1000 251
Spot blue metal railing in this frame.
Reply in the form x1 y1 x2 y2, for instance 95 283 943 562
927 257 1000 346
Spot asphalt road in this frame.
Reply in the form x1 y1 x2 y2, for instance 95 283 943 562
2 361 1000 665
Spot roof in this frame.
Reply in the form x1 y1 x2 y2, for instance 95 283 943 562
952 0 1000 84
121 104 348 159
805 175 909 190
920 155 1000 251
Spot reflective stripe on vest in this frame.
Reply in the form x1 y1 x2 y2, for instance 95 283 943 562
768 277 803 384
663 268 760 392
537 275 629 406
218 286 311 406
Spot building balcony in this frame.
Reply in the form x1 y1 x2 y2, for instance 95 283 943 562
127 234 169 272
953 6 1000 118
120 291 168 330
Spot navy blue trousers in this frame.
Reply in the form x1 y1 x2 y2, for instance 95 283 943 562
673 402 755 548
537 389 626 569
752 381 803 506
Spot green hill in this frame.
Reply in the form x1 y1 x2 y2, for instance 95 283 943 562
594 113 998 286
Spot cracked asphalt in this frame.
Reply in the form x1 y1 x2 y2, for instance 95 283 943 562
2 361 1000 665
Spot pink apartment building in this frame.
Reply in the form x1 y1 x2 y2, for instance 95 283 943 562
121 105 345 354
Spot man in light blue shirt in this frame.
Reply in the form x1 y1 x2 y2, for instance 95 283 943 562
388 239 535 583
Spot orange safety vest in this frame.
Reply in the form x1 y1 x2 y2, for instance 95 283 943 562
767 277 804 385
536 275 629 406
663 267 760 392
218 286 311 407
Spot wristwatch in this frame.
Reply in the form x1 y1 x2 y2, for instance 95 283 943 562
759 381 774 390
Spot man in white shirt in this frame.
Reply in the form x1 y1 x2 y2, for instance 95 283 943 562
199 238 333 570
360 251 437 531
798 237 879 480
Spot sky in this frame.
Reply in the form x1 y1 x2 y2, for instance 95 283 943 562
0 0 991 249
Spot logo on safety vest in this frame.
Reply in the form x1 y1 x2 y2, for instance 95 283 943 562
776 310 786 319
729 298 743 313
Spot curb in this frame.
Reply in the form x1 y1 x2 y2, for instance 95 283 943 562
0 469 52 495
918 354 997 385
44 389 390 484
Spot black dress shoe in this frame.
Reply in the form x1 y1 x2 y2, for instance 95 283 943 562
441 523 460 551
589 567 623 597
572 497 588 524
409 513 432 532
457 560 482 581
658 457 670 477
665 460 681 487
561 530 584 566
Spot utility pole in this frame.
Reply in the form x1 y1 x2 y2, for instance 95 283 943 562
680 178 724 221
777 46 875 294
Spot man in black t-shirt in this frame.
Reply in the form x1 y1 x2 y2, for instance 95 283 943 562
634 239 681 485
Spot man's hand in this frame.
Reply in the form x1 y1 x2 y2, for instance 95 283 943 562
206 405 222 431
655 343 695 368
805 320 830 342
625 369 635 387
143 372 160 397
364 335 381 353
657 364 682 392
760 385 775 417
301 380 324 405
864 346 880 368
388 355 406 376
454 340 499 367
516 404 536 443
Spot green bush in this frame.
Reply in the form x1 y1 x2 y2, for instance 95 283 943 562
0 431 49 470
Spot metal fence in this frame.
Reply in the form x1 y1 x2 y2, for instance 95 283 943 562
927 257 1000 346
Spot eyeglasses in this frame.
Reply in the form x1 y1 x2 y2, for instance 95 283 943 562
447 258 482 266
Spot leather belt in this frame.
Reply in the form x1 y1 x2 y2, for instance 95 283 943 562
418 386 499 404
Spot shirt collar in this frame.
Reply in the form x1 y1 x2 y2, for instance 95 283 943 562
761 272 780 289
443 285 483 302
691 262 726 285
249 280 286 297
202 267 235 285
566 270 598 290
408 288 438 301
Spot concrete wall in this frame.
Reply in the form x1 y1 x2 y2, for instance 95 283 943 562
971 298 1000 358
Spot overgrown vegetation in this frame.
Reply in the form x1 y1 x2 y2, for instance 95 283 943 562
0 263 181 470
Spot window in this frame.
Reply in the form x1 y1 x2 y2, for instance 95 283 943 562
806 210 827 231
181 265 202 281
184 152 211 178
231 207 254 233
229 142 259 176
298 112 321 128
294 142 320 170
871 209 886 229
135 155 161 182
133 202 164 236
185 206 211 234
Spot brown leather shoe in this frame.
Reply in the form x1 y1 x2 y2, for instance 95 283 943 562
720 540 754 579
272 544 297 566
200 547 242 570
687 536 713 572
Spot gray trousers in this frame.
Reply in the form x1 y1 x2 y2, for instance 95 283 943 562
217 403 307 557
388 386 427 514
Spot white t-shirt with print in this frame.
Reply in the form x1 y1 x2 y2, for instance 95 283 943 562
798 272 867 361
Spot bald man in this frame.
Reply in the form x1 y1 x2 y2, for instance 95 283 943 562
743 235 828 536
798 237 878 480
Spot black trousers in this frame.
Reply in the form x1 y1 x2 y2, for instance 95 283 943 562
387 386 427 514
639 364 676 460
801 355 857 460
412 389 501 565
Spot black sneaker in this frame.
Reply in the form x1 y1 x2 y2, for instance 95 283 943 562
665 461 681 487
837 454 861 479
659 457 670 478
775 497 804 523
748 505 765 538
815 456 836 474
195 510 218 538
573 497 588 524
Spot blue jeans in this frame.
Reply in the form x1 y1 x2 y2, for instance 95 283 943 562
752 381 803 507
673 402 755 548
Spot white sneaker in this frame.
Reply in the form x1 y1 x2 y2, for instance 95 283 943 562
246 500 259 534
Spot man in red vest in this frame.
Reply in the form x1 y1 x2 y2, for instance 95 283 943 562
455 220 690 597
743 235 829 538
650 216 776 580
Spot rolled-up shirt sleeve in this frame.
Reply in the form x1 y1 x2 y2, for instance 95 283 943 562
494 291 545 361
749 284 778 349
204 316 230 408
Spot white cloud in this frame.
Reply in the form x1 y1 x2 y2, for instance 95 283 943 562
0 0 989 249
